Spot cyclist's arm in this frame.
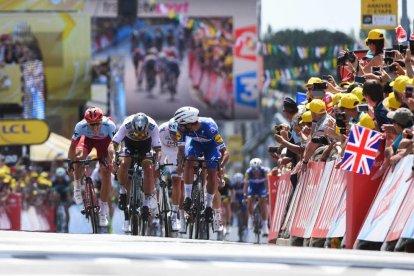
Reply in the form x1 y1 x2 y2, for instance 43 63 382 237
153 147 162 163
68 140 79 160
219 147 229 168
107 141 119 165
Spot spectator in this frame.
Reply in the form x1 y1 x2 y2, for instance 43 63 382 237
362 80 391 131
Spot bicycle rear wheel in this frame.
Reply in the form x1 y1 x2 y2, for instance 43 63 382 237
253 204 261 244
131 213 139 236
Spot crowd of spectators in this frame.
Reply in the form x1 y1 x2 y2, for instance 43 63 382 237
269 29 414 188
191 18 234 80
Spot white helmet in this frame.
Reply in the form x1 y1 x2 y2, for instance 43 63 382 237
249 158 262 168
232 173 244 183
174 106 199 125
168 118 178 133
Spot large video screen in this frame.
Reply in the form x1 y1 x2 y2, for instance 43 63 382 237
92 17 235 120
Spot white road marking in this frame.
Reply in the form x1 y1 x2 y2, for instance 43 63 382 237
162 259 191 269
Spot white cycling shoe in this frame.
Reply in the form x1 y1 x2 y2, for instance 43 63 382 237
213 217 224 232
99 212 109 227
73 188 83 205
179 219 186 233
171 216 180 232
122 220 130 232
261 223 269 236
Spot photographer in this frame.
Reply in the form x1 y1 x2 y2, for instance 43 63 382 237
302 99 335 167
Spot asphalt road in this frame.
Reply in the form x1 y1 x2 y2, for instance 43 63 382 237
1 231 414 276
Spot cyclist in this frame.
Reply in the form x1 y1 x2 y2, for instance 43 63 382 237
174 106 230 232
231 172 248 241
244 158 270 237
218 174 232 235
158 118 185 232
68 106 116 227
107 112 161 231
143 47 158 93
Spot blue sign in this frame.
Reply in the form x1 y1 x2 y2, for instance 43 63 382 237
296 92 307 105
235 71 258 108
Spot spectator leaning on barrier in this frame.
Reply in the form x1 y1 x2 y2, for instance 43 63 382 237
362 80 391 131
302 99 335 166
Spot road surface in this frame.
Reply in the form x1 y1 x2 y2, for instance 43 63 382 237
1 231 413 275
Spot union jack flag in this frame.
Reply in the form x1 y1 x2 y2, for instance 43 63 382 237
339 124 382 175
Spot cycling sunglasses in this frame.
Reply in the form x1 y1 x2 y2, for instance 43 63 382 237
89 122 102 127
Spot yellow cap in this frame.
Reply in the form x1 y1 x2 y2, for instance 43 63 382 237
305 77 323 87
299 111 312 124
30 172 38 178
306 99 326 114
332 93 344 105
351 87 365 103
383 92 401 110
390 75 411 93
40 172 49 179
338 93 360 109
357 113 375 130
365 29 385 44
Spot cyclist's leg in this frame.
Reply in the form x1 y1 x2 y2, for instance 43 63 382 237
182 139 201 210
72 136 90 204
178 179 186 233
95 137 112 226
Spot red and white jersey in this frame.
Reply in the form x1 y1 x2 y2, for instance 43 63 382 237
71 116 116 141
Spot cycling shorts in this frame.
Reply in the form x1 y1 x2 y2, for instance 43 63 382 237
75 136 111 163
185 140 221 169
247 183 267 198
120 137 153 160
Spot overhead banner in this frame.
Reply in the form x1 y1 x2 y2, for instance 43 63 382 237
0 13 91 105
361 0 398 30
0 119 50 146
0 0 84 11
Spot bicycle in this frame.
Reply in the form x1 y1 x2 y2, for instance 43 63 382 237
156 163 173 237
184 157 220 240
67 158 102 234
252 196 262 244
116 152 151 236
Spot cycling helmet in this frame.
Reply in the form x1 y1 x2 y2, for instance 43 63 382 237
249 158 262 169
232 172 244 183
168 118 178 133
132 112 149 134
84 107 103 123
55 167 66 177
174 106 199 125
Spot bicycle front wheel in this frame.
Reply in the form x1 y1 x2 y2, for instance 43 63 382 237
86 178 99 234
131 213 140 236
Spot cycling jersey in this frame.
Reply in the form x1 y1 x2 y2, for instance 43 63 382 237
176 117 225 150
159 121 179 169
112 115 161 149
177 117 225 169
245 166 270 198
71 116 116 141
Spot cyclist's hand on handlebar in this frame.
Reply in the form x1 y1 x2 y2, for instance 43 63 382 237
111 160 119 174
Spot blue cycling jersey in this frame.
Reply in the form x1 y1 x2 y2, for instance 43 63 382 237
177 117 225 150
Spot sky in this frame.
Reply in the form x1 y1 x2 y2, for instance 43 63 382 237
261 0 414 36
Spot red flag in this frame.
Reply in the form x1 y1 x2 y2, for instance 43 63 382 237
395 25 407 43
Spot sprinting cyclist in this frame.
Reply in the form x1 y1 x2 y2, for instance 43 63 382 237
68 106 116 227
231 172 248 241
174 106 229 232
244 158 270 237
218 174 232 235
158 118 185 232
107 112 161 231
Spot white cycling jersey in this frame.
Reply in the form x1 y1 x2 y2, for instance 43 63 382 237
112 115 161 148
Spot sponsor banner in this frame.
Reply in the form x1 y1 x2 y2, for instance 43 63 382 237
235 71 258 108
0 119 50 146
235 25 257 62
304 161 335 238
312 164 347 238
357 155 413 242
280 169 306 234
327 191 347 238
0 0 84 11
269 173 293 241
0 64 22 105
361 0 397 30
267 174 279 241
290 162 325 237
387 180 414 241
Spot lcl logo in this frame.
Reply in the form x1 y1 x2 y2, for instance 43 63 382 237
0 124 31 134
